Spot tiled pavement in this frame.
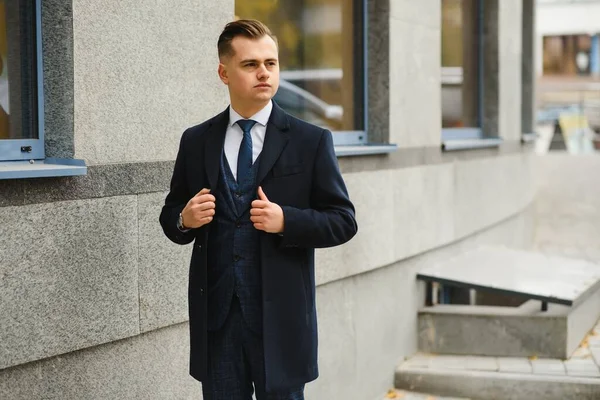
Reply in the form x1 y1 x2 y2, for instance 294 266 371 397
401 319 600 379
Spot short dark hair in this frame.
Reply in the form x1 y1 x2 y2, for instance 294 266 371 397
217 19 278 59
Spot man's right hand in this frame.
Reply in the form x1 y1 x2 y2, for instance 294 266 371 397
181 188 216 229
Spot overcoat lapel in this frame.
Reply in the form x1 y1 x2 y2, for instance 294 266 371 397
256 102 290 185
204 108 229 191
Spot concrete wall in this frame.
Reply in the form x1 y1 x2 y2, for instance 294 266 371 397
533 154 600 264
72 0 230 164
0 0 535 399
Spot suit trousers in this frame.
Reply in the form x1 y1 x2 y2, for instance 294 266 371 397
202 297 305 400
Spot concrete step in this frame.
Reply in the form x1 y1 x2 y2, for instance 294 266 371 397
418 289 600 358
395 339 600 400
381 389 469 399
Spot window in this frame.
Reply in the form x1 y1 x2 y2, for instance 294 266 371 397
543 34 593 76
441 0 500 151
0 0 44 161
235 0 367 145
441 0 482 132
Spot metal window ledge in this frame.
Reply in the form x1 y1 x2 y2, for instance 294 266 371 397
334 143 398 157
0 158 87 180
442 137 503 152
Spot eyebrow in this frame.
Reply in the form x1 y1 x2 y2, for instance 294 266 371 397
239 58 278 64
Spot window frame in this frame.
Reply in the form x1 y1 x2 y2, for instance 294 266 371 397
440 0 501 151
0 0 45 162
330 0 368 146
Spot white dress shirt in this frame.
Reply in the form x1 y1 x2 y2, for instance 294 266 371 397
224 100 273 180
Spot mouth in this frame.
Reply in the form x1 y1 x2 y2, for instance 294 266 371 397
255 84 271 88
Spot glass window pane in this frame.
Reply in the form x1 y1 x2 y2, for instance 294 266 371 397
0 0 39 141
236 0 364 132
441 0 480 129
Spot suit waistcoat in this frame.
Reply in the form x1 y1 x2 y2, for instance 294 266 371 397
206 152 262 334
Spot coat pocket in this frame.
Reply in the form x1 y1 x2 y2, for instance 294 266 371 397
272 163 304 178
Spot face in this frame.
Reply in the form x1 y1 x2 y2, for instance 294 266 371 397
218 35 280 107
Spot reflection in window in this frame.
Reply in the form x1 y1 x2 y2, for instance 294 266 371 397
0 0 38 142
236 0 365 132
441 0 481 129
0 2 9 139
543 35 592 76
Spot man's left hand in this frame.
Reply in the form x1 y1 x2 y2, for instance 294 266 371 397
250 186 284 233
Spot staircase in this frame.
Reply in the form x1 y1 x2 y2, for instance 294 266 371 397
394 246 600 400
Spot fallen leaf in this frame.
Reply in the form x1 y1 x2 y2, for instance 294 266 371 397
528 355 538 361
385 389 398 398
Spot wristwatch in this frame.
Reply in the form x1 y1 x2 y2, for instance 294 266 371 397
177 212 190 232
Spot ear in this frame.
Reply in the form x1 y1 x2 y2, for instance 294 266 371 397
218 63 228 85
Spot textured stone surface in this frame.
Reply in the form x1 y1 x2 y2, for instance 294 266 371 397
138 192 192 332
567 286 600 357
0 144 532 208
482 0 499 138
42 0 75 159
367 0 389 144
534 155 600 265
315 170 396 286
72 0 231 164
392 164 455 260
0 179 24 207
20 161 174 205
390 0 440 29
0 197 140 369
305 278 358 400
0 323 201 400
387 389 469 400
592 348 600 367
498 0 523 141
307 256 426 399
497 357 533 373
429 355 468 370
531 359 566 375
396 366 600 400
454 154 534 239
315 162 456 287
521 0 536 134
389 17 441 148
352 261 426 399
466 356 499 371
418 310 567 358
564 359 600 378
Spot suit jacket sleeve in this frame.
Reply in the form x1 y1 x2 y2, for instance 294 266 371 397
159 129 197 245
280 129 358 249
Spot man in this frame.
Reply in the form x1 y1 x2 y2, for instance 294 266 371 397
160 19 357 400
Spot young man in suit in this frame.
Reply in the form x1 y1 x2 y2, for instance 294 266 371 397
160 19 357 400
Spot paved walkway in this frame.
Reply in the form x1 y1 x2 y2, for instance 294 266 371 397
401 319 600 379
383 389 468 400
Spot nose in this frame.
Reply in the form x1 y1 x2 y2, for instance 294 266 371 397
257 63 269 80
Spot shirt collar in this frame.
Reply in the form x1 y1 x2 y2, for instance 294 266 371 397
229 100 273 128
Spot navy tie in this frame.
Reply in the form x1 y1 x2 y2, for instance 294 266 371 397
236 119 257 183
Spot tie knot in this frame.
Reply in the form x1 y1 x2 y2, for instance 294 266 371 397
236 119 257 134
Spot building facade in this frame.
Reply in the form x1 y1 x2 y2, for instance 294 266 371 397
0 1 535 399
536 0 600 77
